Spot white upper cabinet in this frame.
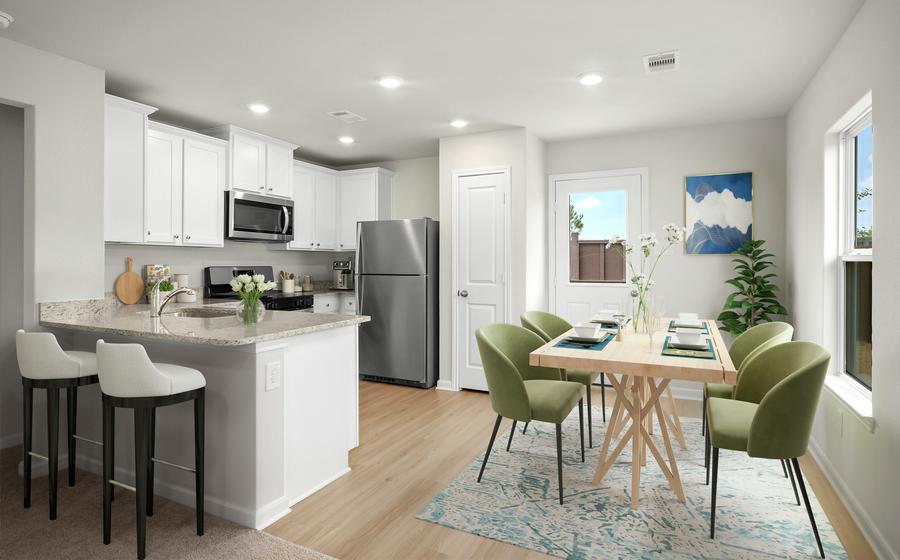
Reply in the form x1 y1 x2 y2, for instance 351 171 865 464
145 127 183 244
204 125 297 199
337 168 393 250
182 137 227 246
288 162 338 251
104 95 156 243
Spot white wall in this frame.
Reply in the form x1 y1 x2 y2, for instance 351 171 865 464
342 156 438 220
547 117 788 329
785 0 900 557
0 104 25 447
0 38 105 446
525 133 548 311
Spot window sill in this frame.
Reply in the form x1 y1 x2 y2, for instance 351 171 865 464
823 374 874 432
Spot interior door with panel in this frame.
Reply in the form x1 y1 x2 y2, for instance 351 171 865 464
314 173 337 249
553 173 644 325
265 142 293 197
456 171 508 391
145 127 183 244
182 137 226 246
231 132 266 192
289 166 316 249
338 173 377 250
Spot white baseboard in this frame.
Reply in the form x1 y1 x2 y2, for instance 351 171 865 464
1 432 23 450
436 379 457 391
808 439 898 560
288 466 351 509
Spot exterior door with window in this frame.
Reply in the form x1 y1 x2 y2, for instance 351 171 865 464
553 173 644 325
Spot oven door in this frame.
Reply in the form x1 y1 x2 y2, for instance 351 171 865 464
227 191 294 242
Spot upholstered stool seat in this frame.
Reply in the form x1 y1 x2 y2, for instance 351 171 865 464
16 330 101 520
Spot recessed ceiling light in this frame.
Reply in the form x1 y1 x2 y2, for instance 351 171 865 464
450 119 468 128
577 73 603 86
339 136 355 145
247 103 270 114
378 76 403 89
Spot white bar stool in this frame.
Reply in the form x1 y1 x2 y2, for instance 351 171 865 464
15 330 100 520
96 340 206 560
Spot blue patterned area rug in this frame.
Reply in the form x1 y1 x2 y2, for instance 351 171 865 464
417 408 847 559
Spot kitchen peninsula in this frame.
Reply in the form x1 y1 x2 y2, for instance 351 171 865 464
39 296 369 529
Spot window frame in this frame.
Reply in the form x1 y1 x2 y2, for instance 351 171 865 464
837 109 873 393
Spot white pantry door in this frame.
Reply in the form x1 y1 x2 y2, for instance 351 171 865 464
456 171 508 391
553 173 644 325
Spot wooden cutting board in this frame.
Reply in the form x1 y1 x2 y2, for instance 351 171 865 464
114 257 144 305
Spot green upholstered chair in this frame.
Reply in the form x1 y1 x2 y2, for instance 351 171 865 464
520 311 607 447
706 341 830 558
474 323 586 504
702 321 794 437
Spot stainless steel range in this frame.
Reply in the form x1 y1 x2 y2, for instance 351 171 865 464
203 266 313 311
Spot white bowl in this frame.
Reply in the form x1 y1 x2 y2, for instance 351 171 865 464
594 309 618 322
674 328 703 346
572 324 599 338
678 312 699 322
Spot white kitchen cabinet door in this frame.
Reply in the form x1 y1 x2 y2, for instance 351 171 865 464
313 293 339 313
265 142 293 198
104 96 155 243
337 173 378 250
340 293 356 315
289 166 317 250
182 137 227 247
314 173 338 250
231 132 266 193
145 127 183 244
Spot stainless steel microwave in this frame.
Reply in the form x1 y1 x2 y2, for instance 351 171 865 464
226 191 294 242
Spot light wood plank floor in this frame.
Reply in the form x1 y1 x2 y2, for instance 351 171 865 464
267 381 875 560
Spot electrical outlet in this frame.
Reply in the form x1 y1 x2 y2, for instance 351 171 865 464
265 361 282 392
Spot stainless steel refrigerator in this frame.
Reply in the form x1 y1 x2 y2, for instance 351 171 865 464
356 218 438 388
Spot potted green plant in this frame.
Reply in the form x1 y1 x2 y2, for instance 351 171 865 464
146 279 174 302
717 239 788 336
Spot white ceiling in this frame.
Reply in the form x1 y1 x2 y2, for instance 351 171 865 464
1 0 862 166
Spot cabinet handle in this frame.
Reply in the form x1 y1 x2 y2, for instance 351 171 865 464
258 186 265 190
267 187 273 191
310 242 314 247
316 243 320 247
147 230 151 235
340 243 344 247
185 235 191 240
174 234 179 239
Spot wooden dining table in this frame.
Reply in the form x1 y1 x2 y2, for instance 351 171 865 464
529 319 737 509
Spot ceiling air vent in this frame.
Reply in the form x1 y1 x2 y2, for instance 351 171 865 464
327 110 367 123
643 50 679 74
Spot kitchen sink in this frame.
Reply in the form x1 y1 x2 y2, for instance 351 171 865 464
164 307 235 319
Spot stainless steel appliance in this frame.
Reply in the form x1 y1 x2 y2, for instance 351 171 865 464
226 191 294 242
356 218 438 388
204 266 313 311
332 260 354 290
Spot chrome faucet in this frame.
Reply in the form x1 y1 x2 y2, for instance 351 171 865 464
149 281 195 318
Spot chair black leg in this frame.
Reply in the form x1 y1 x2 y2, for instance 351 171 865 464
555 423 564 505
791 458 825 558
600 373 607 423
586 385 593 448
47 386 59 520
710 447 719 539
67 386 77 487
781 458 789 478
702 391 707 437
506 420 518 452
195 390 205 536
102 403 113 545
786 459 801 505
109 406 115 503
147 407 155 517
134 408 150 560
522 421 529 434
477 415 502 483
705 427 711 484
23 381 33 509
578 399 585 462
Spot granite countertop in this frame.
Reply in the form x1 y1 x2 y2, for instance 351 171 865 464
39 296 369 346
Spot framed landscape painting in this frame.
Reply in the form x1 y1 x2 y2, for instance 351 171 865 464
684 171 753 254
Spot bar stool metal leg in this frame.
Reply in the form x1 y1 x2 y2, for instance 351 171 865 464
23 380 33 509
147 408 155 517
134 407 151 560
67 386 77 487
195 390 205 536
47 386 60 520
102 403 113 545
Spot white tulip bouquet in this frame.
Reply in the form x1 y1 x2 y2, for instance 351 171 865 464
230 274 276 324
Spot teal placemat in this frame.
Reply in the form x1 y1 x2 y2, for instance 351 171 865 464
667 320 709 334
662 336 716 359
555 332 615 351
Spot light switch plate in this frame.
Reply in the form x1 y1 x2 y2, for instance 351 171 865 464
265 361 282 392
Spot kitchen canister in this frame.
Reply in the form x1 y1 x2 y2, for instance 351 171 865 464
174 274 197 302
281 278 295 293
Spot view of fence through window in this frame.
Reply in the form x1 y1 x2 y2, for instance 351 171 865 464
568 191 627 283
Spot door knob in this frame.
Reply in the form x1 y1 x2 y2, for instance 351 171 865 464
458 290 469 297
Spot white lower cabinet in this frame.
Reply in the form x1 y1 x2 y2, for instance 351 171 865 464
313 293 339 313
340 293 357 315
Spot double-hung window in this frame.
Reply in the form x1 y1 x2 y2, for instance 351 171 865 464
839 111 873 391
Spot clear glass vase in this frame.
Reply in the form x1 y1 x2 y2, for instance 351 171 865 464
237 299 264 325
